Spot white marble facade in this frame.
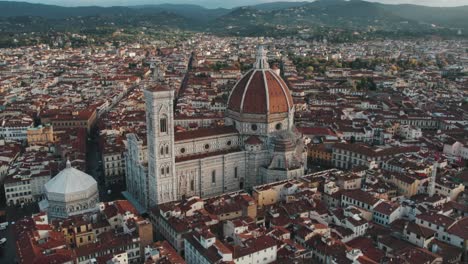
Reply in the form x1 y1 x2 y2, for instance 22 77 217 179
126 46 308 209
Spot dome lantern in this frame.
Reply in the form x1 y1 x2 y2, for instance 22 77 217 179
254 45 269 70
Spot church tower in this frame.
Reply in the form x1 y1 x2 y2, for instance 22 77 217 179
144 81 177 206
428 161 437 197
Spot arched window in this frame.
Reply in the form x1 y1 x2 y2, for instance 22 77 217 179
161 167 165 175
160 147 164 156
165 146 169 155
160 116 167 133
211 170 216 183
166 166 170 174
190 179 194 191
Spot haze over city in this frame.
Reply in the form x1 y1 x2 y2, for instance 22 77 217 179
6 0 468 8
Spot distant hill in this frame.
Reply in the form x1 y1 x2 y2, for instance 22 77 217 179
0 1 135 18
0 0 466 37
250 1 309 11
130 4 230 21
212 0 468 35
379 3 468 29
212 0 423 35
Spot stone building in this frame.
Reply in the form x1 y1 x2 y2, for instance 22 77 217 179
43 160 99 219
27 124 54 145
126 46 307 209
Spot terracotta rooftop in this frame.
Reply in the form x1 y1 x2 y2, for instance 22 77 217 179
174 126 238 141
227 69 293 115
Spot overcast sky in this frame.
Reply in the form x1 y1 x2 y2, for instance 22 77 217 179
11 0 468 8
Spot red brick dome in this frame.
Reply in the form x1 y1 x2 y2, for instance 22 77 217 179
227 68 293 115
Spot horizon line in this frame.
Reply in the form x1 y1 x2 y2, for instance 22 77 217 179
2 0 468 10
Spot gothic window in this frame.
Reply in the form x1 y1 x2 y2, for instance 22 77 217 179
165 146 169 155
161 167 165 175
166 166 170 174
212 170 216 183
160 116 167 133
160 147 164 156
234 167 238 178
190 180 194 191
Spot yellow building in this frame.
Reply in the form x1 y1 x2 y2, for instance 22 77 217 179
253 180 302 207
27 125 54 145
389 173 421 198
253 186 279 207
60 219 95 248
204 193 257 221
308 144 333 166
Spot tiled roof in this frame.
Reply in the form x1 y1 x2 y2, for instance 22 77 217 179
373 201 400 215
227 69 293 114
174 126 238 141
447 216 468 239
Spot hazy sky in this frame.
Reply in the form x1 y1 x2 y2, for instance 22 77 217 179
11 0 468 8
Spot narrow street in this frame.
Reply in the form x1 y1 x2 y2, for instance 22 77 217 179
85 85 140 202
0 203 39 263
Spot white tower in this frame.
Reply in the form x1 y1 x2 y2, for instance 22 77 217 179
428 162 437 197
152 63 165 82
148 55 165 83
144 85 177 206
253 45 269 69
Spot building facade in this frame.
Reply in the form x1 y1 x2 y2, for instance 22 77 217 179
126 46 308 208
27 124 55 145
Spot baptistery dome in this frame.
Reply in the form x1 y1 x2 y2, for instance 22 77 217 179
44 160 99 219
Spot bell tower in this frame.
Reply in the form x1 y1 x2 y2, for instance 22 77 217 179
144 83 177 206
428 161 437 197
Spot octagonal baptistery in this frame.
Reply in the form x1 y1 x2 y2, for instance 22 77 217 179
226 45 294 136
44 160 99 219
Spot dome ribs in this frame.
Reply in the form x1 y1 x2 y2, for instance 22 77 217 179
228 70 253 112
242 71 267 114
227 69 293 115
264 71 290 114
